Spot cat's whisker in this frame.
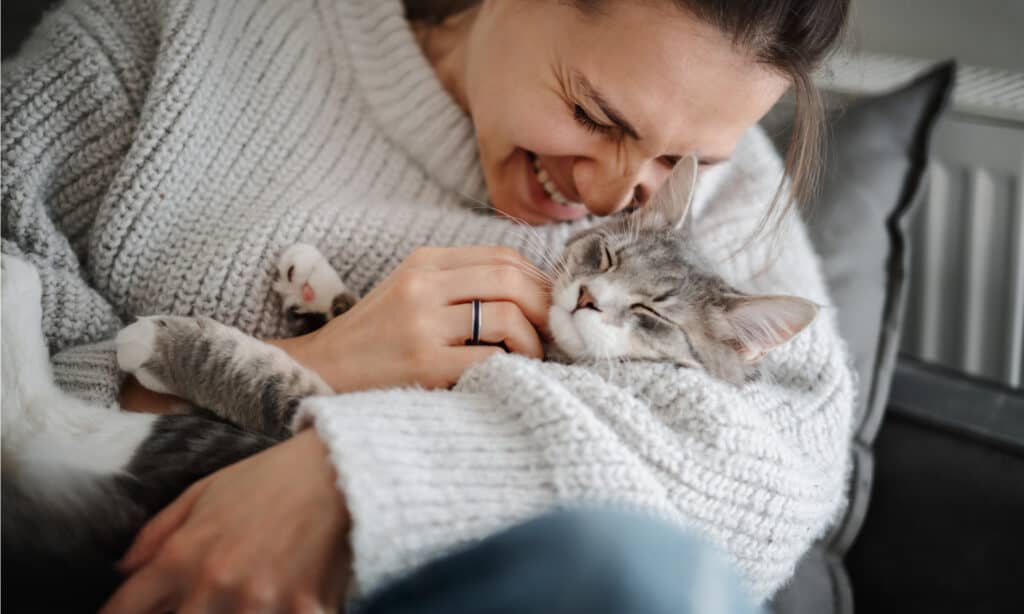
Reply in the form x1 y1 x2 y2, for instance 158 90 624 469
483 212 560 274
547 256 568 278
516 231 566 276
457 193 497 214
455 191 573 279
520 263 554 283
511 262 555 288
628 209 642 243
412 193 564 297
604 351 620 383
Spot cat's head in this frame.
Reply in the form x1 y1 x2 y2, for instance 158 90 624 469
549 154 818 384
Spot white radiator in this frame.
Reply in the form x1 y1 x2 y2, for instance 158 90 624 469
821 53 1024 389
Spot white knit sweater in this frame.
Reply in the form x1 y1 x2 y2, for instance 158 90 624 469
1 0 854 601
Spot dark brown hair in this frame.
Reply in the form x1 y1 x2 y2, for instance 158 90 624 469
405 0 850 223
646 0 850 225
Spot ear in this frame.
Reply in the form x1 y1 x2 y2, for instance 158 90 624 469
637 153 698 231
711 295 818 362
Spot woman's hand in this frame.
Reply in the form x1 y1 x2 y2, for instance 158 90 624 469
278 246 550 392
100 429 351 614
120 376 187 414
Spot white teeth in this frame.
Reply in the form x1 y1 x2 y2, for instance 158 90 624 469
532 157 584 208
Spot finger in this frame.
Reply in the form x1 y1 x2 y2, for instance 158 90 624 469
442 302 544 359
402 246 537 272
177 585 238 614
119 478 209 573
438 345 506 385
98 564 180 614
431 265 551 331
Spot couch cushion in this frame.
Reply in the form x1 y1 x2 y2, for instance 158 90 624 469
767 61 956 614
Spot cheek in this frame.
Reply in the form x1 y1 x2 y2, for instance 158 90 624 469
551 279 578 311
473 95 583 165
466 58 587 167
630 331 688 365
548 305 585 357
470 88 583 220
573 311 632 357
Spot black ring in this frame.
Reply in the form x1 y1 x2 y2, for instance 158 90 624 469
470 299 481 345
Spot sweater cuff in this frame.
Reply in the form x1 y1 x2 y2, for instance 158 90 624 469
293 390 560 596
51 339 125 408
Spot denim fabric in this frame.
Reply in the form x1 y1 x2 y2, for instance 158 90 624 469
357 508 763 614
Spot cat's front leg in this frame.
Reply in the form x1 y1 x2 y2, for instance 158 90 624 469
116 316 331 437
273 244 358 336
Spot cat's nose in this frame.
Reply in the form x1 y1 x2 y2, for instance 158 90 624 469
576 285 600 312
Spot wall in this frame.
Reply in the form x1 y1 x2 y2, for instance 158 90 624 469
846 0 1023 72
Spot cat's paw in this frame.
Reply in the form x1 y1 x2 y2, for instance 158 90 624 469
273 244 355 317
1 255 42 308
1 255 49 375
1 256 44 337
116 317 175 394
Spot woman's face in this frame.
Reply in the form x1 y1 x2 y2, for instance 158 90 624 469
458 0 790 225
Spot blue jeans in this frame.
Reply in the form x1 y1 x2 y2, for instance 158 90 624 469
356 508 763 614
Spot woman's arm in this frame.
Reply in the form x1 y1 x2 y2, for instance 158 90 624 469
101 429 352 613
120 243 551 415
263 245 549 393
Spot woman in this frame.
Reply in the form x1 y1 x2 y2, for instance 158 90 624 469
2 0 853 611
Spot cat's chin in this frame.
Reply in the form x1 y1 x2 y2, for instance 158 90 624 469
548 305 587 360
548 305 632 361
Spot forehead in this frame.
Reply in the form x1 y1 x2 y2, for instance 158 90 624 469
615 232 688 275
554 2 789 157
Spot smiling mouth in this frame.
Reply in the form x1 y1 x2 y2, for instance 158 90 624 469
519 150 590 223
531 157 585 208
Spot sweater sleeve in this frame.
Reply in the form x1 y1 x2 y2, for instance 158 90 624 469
295 128 856 601
1 2 144 406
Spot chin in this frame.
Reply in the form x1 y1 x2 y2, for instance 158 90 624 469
549 305 587 359
549 305 633 361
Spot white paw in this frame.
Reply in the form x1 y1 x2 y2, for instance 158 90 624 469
273 244 348 315
2 255 43 309
116 317 173 394
1 255 49 376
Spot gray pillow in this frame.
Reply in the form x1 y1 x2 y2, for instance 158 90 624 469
767 61 956 614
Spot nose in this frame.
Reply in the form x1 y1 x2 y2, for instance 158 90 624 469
576 285 599 312
573 156 668 217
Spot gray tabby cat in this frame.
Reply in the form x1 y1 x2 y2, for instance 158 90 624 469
1 155 815 610
546 154 817 384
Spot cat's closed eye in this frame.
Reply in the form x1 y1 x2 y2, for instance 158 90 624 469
599 241 615 272
630 302 665 315
630 303 671 322
630 304 666 331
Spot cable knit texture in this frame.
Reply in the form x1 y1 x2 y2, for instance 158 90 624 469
2 0 854 601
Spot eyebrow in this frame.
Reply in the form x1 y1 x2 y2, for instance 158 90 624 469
570 69 729 167
572 69 642 141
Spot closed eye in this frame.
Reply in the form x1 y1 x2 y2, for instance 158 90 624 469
630 303 668 322
600 242 615 272
652 290 677 303
574 104 616 137
660 156 722 169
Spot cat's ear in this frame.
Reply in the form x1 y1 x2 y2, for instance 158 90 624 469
711 295 818 362
637 153 698 231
